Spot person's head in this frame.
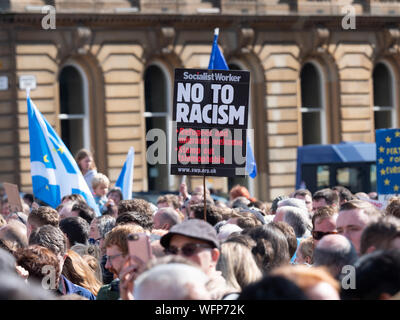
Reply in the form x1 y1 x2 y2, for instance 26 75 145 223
384 196 400 219
293 189 313 213
29 225 67 269
70 202 95 225
0 222 28 254
313 234 358 278
15 245 61 288
295 236 314 265
58 202 76 220
156 194 181 210
62 249 102 296
278 198 308 212
0 247 17 275
107 188 123 204
1 198 10 218
75 149 96 174
92 173 110 198
153 207 182 230
7 212 28 226
61 194 86 205
160 219 220 276
270 221 298 259
359 216 400 255
216 223 243 243
332 186 354 205
23 193 34 207
89 215 115 251
337 200 381 254
59 217 90 248
271 265 340 300
118 199 154 217
341 249 400 300
312 206 338 246
282 207 312 238
245 224 290 273
103 224 144 276
238 274 309 300
229 185 251 201
216 241 262 292
188 204 223 226
230 196 251 210
312 188 339 211
134 263 210 300
115 211 154 231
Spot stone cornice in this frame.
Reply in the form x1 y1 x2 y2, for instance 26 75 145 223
0 13 399 31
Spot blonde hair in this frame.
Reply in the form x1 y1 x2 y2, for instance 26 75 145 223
103 224 144 255
62 249 103 296
217 242 262 292
92 173 110 190
298 236 314 264
83 254 103 284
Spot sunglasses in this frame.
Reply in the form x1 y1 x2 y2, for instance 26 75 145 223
312 231 338 240
164 243 212 257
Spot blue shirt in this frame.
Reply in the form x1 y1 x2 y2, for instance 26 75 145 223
58 275 96 300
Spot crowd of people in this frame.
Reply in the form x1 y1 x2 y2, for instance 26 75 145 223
0 149 399 300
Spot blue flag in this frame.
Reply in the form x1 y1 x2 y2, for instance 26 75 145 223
208 28 257 178
27 93 100 216
208 28 229 70
115 147 135 200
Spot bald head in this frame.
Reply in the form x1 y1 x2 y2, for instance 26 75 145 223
153 208 182 230
0 221 28 251
314 234 358 278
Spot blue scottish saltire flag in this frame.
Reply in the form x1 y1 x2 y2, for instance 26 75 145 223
115 147 135 200
27 92 100 216
208 28 257 178
208 28 229 70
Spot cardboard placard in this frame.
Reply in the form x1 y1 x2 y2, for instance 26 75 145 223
3 182 23 213
170 68 250 177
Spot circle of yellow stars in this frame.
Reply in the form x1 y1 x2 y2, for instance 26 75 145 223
379 131 400 193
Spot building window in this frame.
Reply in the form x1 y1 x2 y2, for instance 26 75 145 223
373 63 395 129
144 64 170 191
58 64 90 157
300 62 325 145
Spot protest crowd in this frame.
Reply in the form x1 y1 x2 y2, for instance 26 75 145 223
0 148 399 301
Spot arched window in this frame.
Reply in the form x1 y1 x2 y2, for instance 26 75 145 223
58 64 90 157
144 64 171 191
300 62 326 145
373 63 396 129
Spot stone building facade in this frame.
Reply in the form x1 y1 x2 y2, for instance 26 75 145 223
0 0 400 201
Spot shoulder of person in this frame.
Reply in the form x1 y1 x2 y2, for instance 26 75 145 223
97 279 120 300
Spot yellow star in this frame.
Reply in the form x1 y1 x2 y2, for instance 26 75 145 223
394 185 399 192
396 131 400 137
386 136 392 143
379 158 384 164
379 146 385 153
385 179 390 186
45 185 49 190
43 154 49 163
57 147 64 154
380 169 386 175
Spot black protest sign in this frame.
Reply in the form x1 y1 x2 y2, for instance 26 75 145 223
171 68 250 177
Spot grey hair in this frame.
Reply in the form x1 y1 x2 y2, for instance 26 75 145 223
96 215 116 238
281 206 312 238
217 224 243 243
278 198 307 211
134 263 210 300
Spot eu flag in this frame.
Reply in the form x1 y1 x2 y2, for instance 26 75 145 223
27 92 100 216
115 147 135 200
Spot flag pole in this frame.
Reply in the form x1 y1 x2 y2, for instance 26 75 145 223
203 174 207 221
